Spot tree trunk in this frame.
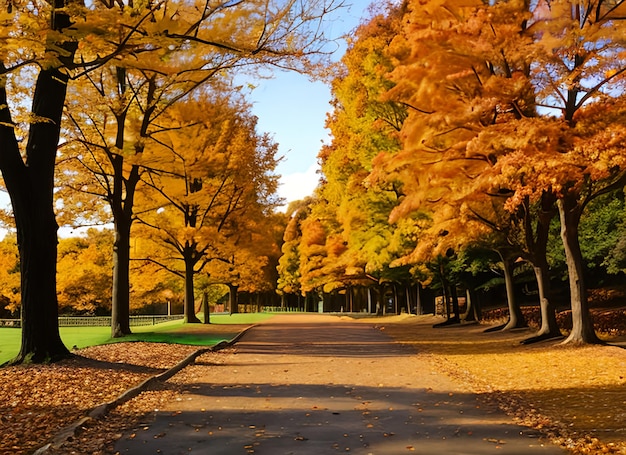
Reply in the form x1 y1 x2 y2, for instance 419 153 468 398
557 198 601 344
108 155 140 337
346 286 354 313
183 254 201 323
416 283 423 315
522 192 561 343
202 291 210 324
449 285 461 323
0 66 71 363
111 217 132 337
499 252 526 330
405 284 411 314
532 263 561 338
441 285 450 319
229 284 239 314
462 289 476 322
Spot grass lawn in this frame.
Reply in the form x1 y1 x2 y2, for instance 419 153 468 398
0 313 272 365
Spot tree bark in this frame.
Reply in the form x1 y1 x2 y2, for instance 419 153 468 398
462 289 477 322
531 263 561 338
405 284 411 314
499 252 526 330
449 285 461 323
183 253 201 323
108 129 140 337
0 66 70 363
415 283 423 315
557 197 601 344
229 284 239 314
111 212 132 337
202 292 210 324
522 193 561 343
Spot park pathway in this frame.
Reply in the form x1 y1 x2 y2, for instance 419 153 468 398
114 315 566 454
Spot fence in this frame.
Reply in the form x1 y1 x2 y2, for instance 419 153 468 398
262 306 305 313
0 315 184 328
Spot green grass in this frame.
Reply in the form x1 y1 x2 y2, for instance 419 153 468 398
0 328 21 366
0 313 273 365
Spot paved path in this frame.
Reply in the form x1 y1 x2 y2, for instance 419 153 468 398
114 316 566 454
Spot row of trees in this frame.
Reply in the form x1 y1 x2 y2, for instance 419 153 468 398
277 0 626 345
0 229 261 319
0 0 343 364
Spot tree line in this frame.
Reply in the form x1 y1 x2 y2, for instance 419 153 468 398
2 0 625 365
0 0 343 364
276 0 626 345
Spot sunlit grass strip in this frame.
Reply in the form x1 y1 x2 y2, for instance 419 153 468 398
0 313 270 365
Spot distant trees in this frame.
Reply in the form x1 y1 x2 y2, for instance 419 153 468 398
57 230 113 315
383 0 626 344
134 92 280 322
58 0 344 338
276 4 423 312
275 0 626 345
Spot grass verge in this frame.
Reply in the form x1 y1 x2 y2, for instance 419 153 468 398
0 313 272 365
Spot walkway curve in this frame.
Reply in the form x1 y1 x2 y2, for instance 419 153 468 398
114 315 566 454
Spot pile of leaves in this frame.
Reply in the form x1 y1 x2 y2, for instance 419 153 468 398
0 343 203 455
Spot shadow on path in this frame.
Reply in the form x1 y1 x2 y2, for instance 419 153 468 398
115 319 567 455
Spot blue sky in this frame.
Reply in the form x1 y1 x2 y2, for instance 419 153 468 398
245 0 374 207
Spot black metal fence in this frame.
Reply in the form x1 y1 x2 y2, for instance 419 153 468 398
0 315 184 328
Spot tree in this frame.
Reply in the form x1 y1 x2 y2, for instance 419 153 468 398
59 0 344 338
277 199 310 302
0 0 80 363
372 0 626 344
313 3 418 305
57 229 114 315
367 0 533 329
136 92 279 323
487 0 626 344
206 210 284 314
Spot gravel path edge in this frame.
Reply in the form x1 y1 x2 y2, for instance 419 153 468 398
32 325 255 455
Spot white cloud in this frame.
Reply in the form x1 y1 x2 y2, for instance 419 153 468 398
277 163 320 210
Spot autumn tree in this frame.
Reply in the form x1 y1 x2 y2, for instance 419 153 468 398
128 255 185 315
370 0 626 344
1 0 90 362
135 92 279 323
1 0 335 361
481 0 626 344
277 199 310 304
312 3 420 309
365 0 531 329
277 197 340 309
206 210 285 314
52 0 345 339
57 229 114 315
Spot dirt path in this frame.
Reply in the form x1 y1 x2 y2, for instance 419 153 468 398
113 315 566 454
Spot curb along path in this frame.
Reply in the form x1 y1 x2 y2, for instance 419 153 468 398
114 316 566 454
34 328 254 454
